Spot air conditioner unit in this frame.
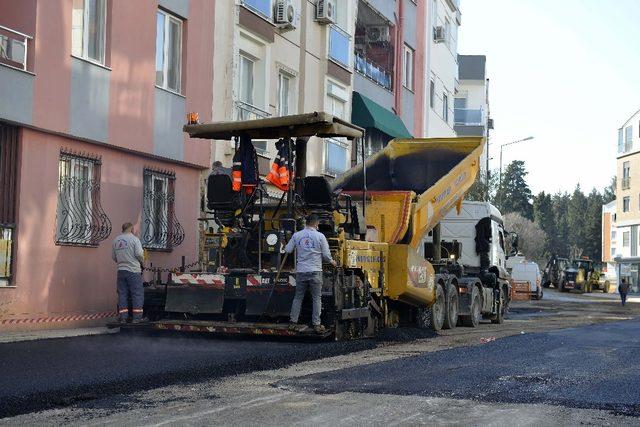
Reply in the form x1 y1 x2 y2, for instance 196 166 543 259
316 0 335 24
275 0 298 30
433 26 446 43
366 26 390 44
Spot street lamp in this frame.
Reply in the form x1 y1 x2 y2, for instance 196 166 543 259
498 136 534 188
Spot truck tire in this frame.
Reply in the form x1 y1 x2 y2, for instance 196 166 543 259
491 287 505 324
420 285 445 331
543 281 550 289
443 282 458 330
558 281 565 292
462 287 481 327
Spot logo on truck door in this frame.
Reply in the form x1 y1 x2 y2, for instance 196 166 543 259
409 266 428 284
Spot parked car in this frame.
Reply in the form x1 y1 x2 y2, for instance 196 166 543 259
511 261 543 300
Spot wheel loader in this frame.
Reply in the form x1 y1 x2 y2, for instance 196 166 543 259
121 112 501 340
559 257 609 293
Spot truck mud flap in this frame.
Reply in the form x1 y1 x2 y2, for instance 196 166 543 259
165 274 225 314
245 273 295 317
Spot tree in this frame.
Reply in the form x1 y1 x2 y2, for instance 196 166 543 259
583 189 604 261
603 176 616 204
566 184 587 258
465 169 499 202
533 191 556 258
494 160 534 220
503 212 547 264
551 192 570 258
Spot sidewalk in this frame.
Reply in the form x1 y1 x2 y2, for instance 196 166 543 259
0 327 117 344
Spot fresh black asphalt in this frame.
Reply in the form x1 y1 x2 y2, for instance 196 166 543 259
0 330 376 418
279 319 640 416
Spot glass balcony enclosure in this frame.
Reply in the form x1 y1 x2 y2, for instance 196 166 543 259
353 2 394 91
241 0 272 20
454 108 485 126
0 25 31 71
329 26 350 68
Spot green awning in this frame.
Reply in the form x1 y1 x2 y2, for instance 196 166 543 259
351 92 413 139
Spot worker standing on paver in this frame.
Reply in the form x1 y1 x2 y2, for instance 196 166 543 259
112 222 146 323
619 278 630 306
286 214 336 333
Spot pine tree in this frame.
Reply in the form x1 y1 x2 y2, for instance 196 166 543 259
551 192 570 257
566 185 588 258
603 176 616 204
533 191 556 258
584 189 604 260
494 160 534 220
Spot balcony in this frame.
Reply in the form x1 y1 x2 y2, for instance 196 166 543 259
622 177 631 190
235 100 270 121
454 108 485 126
329 26 350 68
0 25 32 71
241 0 272 20
354 52 392 91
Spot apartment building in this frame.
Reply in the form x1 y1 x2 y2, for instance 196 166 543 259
613 108 640 293
211 0 357 186
455 54 492 177
0 0 214 330
425 0 460 137
351 0 426 158
601 200 618 282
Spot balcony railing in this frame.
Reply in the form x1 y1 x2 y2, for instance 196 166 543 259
235 100 270 121
454 108 485 126
329 25 350 68
0 25 32 71
622 177 631 190
354 52 392 91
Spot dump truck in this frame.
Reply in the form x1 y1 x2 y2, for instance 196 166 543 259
130 112 492 339
423 201 513 328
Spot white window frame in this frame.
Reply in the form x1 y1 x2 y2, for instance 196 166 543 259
444 17 451 47
429 79 435 109
623 196 630 213
324 138 349 176
277 72 292 117
72 0 107 65
403 45 414 91
156 9 183 94
239 53 256 106
623 231 630 247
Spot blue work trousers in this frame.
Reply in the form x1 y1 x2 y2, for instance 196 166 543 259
117 270 144 320
290 271 323 326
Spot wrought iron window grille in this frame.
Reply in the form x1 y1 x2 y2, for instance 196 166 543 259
55 152 112 246
142 169 184 250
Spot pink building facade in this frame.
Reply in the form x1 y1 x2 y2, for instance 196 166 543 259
0 0 214 331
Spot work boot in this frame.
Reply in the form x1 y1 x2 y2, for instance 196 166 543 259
131 316 149 324
118 317 128 325
288 322 299 331
313 324 326 334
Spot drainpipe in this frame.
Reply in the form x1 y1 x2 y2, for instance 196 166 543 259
394 0 404 116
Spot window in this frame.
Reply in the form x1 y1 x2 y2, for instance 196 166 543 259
72 0 107 64
329 26 350 68
241 0 272 19
443 93 449 123
403 45 414 90
325 139 348 175
623 231 630 247
625 125 633 152
611 230 617 240
618 128 624 153
56 152 111 246
444 18 451 46
142 170 184 250
622 161 630 190
277 72 291 116
1 124 18 286
430 80 435 109
239 54 255 106
611 247 616 257
156 10 183 93
326 80 348 120
623 196 630 212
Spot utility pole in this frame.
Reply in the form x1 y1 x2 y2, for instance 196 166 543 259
498 136 534 208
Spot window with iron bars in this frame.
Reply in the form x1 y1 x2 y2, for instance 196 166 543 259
56 152 112 246
1 124 18 286
142 169 184 250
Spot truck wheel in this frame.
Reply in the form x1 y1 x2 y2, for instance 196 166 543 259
558 281 565 292
443 283 458 330
543 281 550 289
462 287 481 327
420 285 445 331
491 287 505 324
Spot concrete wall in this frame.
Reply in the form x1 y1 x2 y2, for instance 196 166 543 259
353 75 394 109
0 66 33 124
69 58 110 143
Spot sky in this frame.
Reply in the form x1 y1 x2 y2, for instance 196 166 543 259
458 0 640 195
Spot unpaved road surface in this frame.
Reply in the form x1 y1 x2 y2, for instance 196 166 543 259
2 288 639 426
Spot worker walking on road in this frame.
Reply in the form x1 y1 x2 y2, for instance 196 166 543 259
112 222 146 323
619 278 630 307
286 214 336 334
